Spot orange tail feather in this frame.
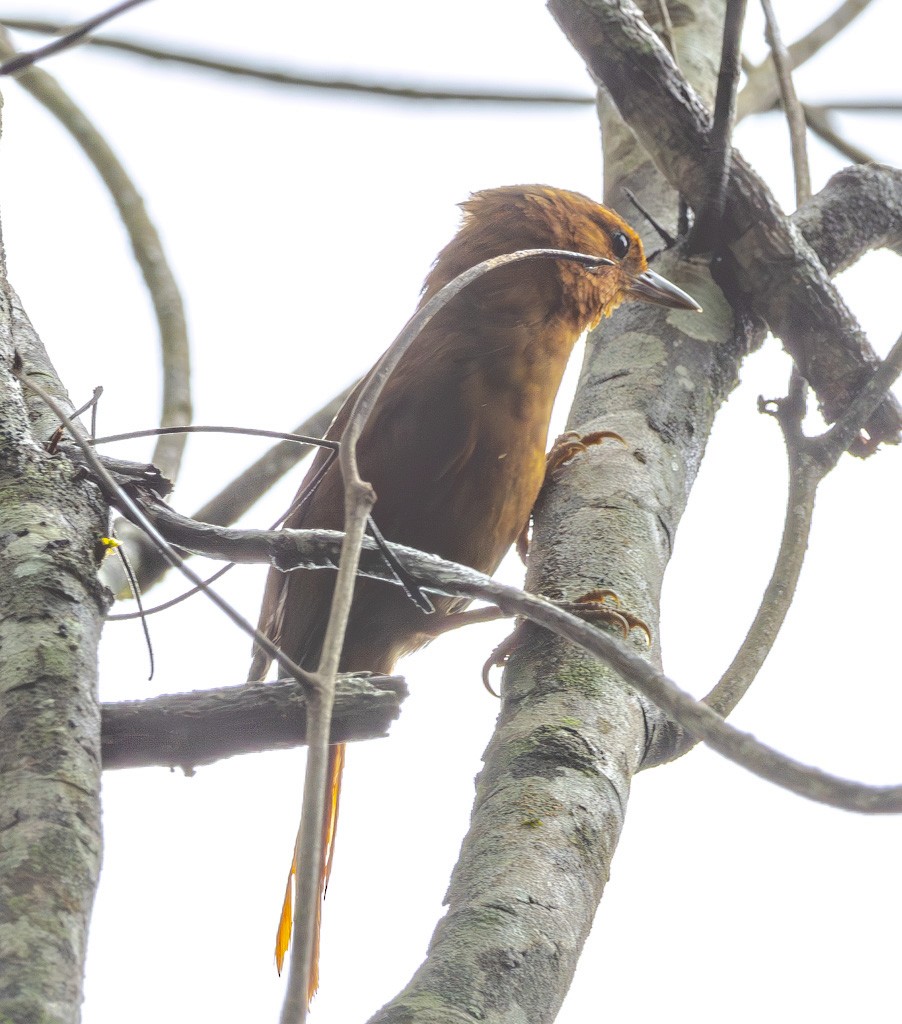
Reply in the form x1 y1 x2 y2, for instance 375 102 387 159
275 743 346 1007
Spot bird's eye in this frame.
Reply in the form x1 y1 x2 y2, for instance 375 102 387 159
611 231 630 259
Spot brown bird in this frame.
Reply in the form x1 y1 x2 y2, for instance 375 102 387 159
249 184 700 999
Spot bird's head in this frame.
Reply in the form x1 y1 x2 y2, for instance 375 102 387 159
423 185 700 331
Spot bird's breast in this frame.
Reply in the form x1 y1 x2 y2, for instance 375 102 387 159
362 324 578 576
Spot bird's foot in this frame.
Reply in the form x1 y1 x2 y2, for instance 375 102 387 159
516 430 626 563
557 588 652 646
545 430 626 480
481 588 651 696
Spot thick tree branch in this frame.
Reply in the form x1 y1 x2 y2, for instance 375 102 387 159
793 164 902 275
0 290 109 1023
101 673 407 771
548 0 902 452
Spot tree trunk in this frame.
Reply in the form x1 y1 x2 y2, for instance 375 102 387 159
0 280 111 1023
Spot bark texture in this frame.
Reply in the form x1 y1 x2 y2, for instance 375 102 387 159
366 3 727 1021
0 284 111 1024
101 672 406 771
550 0 902 449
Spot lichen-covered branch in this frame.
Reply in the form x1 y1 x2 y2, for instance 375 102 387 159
794 164 902 274
0 286 110 1023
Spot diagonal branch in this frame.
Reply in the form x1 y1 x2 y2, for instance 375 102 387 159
737 0 877 120
688 0 747 252
547 0 902 452
803 103 878 164
0 0 149 74
761 0 811 205
107 471 902 814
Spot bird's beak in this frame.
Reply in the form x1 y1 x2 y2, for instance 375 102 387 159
628 269 702 311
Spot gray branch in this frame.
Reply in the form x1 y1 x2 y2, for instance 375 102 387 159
794 163 902 275
106 383 356 596
101 673 407 771
0 288 110 1022
103 488 902 812
549 0 902 452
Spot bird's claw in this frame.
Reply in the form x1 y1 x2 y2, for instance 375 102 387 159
481 588 651 696
560 588 652 646
517 430 627 563
482 623 527 697
545 430 626 480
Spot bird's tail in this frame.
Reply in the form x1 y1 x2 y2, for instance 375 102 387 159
275 742 346 1005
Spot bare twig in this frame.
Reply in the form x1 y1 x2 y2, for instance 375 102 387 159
655 374 815 765
803 103 877 165
650 0 677 60
761 0 810 205
622 187 675 247
0 30 192 483
118 483 902 815
738 0 877 120
105 387 353 594
687 0 748 253
0 19 594 105
0 0 149 74
108 538 155 677
11 362 313 690
655 326 902 765
101 673 407 771
47 384 103 452
106 561 234 620
279 246 616 1024
814 99 902 113
817 329 902 459
92 423 339 450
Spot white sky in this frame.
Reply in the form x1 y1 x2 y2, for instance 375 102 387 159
2 2 901 1022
